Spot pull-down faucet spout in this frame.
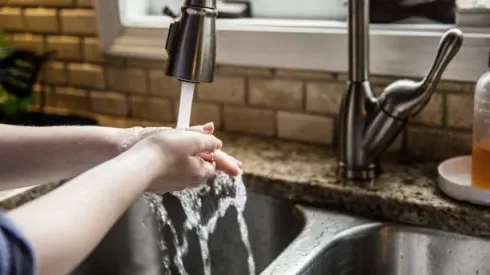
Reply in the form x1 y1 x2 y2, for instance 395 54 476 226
339 0 463 180
164 0 218 83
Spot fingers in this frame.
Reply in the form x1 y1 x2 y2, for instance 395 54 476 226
216 150 243 167
199 150 242 176
214 150 242 176
178 131 222 155
186 122 214 134
182 122 242 176
188 156 216 183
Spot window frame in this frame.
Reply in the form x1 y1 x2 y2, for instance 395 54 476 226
96 0 490 82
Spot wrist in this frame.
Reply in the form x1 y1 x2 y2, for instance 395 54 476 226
86 126 131 158
122 141 167 185
118 127 144 153
118 126 172 153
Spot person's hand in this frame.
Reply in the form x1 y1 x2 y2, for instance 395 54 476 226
120 122 243 177
129 129 223 193
186 122 242 176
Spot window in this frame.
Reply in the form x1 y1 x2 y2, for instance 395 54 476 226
148 0 348 20
97 0 490 82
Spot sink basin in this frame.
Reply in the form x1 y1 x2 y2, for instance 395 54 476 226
71 188 490 275
71 192 304 275
299 223 490 275
263 221 490 275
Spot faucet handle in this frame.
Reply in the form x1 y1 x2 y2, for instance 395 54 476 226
362 29 463 158
378 28 463 119
428 28 464 85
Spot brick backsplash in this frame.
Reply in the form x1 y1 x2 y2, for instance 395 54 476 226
106 67 148 94
277 111 334 144
24 8 58 33
249 78 303 111
46 35 81 60
89 91 128 117
0 1 477 160
223 105 276 137
306 81 344 115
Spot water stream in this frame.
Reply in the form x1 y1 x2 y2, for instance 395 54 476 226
176 81 195 130
145 172 255 275
144 81 255 274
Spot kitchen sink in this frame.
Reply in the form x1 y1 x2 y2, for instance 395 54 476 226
71 192 305 275
297 223 490 275
264 221 490 275
71 190 490 275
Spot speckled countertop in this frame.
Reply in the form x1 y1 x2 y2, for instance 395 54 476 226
1 132 489 238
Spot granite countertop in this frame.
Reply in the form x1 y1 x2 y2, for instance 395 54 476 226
1 132 489 238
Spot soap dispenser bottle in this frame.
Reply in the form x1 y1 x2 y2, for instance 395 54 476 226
472 71 490 189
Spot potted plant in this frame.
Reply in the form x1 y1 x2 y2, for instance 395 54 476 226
0 30 97 126
0 30 34 117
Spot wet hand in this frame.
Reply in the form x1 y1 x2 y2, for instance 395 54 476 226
129 129 223 193
187 122 242 177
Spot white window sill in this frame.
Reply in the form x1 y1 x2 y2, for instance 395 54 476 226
97 1 490 82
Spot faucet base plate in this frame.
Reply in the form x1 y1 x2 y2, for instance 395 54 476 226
338 162 381 181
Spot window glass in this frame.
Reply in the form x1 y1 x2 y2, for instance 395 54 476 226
148 0 465 24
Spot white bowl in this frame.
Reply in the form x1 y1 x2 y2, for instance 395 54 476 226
438 155 490 206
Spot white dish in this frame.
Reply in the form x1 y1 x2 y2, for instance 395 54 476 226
438 155 490 206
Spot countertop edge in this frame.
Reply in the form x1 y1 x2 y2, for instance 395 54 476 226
0 182 62 210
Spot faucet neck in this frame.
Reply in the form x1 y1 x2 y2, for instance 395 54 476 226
339 0 381 180
348 0 370 83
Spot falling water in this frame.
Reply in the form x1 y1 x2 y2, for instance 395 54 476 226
143 81 255 274
145 172 255 275
176 81 195 129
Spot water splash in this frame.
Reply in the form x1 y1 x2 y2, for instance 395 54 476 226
146 193 189 275
145 172 256 275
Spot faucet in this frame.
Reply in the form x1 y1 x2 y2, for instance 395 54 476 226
164 0 464 180
164 0 217 83
338 0 463 180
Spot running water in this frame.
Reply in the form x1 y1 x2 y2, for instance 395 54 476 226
145 173 255 275
176 81 195 129
143 81 256 274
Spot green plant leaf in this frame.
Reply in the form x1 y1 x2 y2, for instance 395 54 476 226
14 59 34 69
0 86 34 116
0 30 10 60
1 97 21 116
19 94 34 109
0 30 9 48
0 86 9 104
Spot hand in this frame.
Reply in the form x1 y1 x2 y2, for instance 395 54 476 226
129 129 223 193
187 122 242 177
120 122 243 177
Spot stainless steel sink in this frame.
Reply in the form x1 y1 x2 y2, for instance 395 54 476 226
264 221 490 275
72 191 490 275
304 223 490 275
71 192 305 275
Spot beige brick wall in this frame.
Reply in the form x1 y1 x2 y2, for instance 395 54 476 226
0 0 477 160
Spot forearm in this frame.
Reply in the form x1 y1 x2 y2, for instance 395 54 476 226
6 146 163 275
0 124 127 189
